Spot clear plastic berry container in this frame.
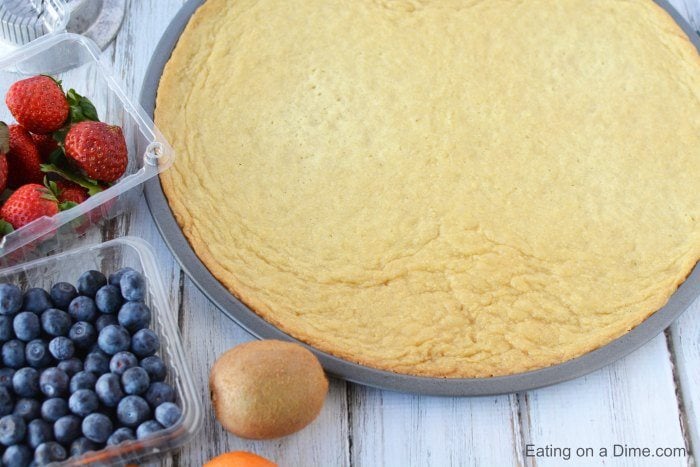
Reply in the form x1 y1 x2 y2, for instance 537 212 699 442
0 32 175 266
0 237 202 465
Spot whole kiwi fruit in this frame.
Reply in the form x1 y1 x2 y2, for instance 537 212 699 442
209 339 328 439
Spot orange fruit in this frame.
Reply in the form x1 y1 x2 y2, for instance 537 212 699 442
204 451 277 467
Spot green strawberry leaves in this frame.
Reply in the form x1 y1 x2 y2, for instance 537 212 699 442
0 122 8 154
58 201 78 211
40 164 103 197
67 89 99 124
0 220 13 236
43 177 78 212
41 178 60 204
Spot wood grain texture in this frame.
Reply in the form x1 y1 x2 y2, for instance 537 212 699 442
91 0 700 465
520 335 690 467
173 277 350 466
349 388 524 467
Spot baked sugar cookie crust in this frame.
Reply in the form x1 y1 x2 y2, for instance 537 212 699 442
156 0 700 377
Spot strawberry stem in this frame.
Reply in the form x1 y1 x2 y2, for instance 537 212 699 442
0 219 13 236
66 89 99 123
40 164 104 197
59 201 78 212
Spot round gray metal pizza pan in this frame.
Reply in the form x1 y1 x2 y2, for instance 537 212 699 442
142 0 700 396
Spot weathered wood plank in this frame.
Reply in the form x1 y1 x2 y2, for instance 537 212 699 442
350 388 524 467
175 277 350 466
670 298 700 463
520 335 690 467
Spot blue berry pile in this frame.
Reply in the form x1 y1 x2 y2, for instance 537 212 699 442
0 268 182 465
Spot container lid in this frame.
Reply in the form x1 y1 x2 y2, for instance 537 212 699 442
0 0 67 54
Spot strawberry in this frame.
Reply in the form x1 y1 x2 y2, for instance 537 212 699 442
0 183 59 229
0 155 7 194
0 123 8 193
5 76 69 135
6 125 43 189
64 121 128 183
55 180 88 205
30 133 59 160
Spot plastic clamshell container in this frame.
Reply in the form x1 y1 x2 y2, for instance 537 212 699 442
0 32 175 266
0 237 202 466
0 0 67 49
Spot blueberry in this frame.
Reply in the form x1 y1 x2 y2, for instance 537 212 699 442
34 441 67 463
136 419 163 440
12 312 40 342
155 402 182 428
83 351 108 376
41 398 69 423
0 284 22 315
106 426 134 446
69 371 97 394
49 282 77 310
67 296 97 323
81 413 112 444
22 288 52 314
108 267 136 287
121 367 150 396
39 368 69 398
116 395 150 428
95 373 124 408
110 351 138 376
69 436 98 456
139 356 167 382
2 340 25 368
0 315 14 342
68 321 97 349
13 398 40 421
97 325 130 355
0 368 13 391
0 414 25 445
95 314 119 332
48 337 74 362
40 308 71 337
12 368 40 398
77 271 106 298
53 414 81 445
25 339 53 368
68 389 99 417
119 270 146 302
117 302 151 333
27 418 53 448
0 386 13 416
130 329 159 358
57 358 83 377
95 285 123 315
2 444 32 467
144 382 175 408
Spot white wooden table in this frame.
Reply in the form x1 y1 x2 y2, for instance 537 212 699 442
90 1 700 465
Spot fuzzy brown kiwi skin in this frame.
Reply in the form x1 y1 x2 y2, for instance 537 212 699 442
209 339 329 439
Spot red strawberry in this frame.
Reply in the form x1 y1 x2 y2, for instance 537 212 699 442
30 133 59 160
55 180 88 205
5 76 69 135
64 121 128 183
0 123 8 193
0 155 7 194
0 183 59 229
6 125 43 189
